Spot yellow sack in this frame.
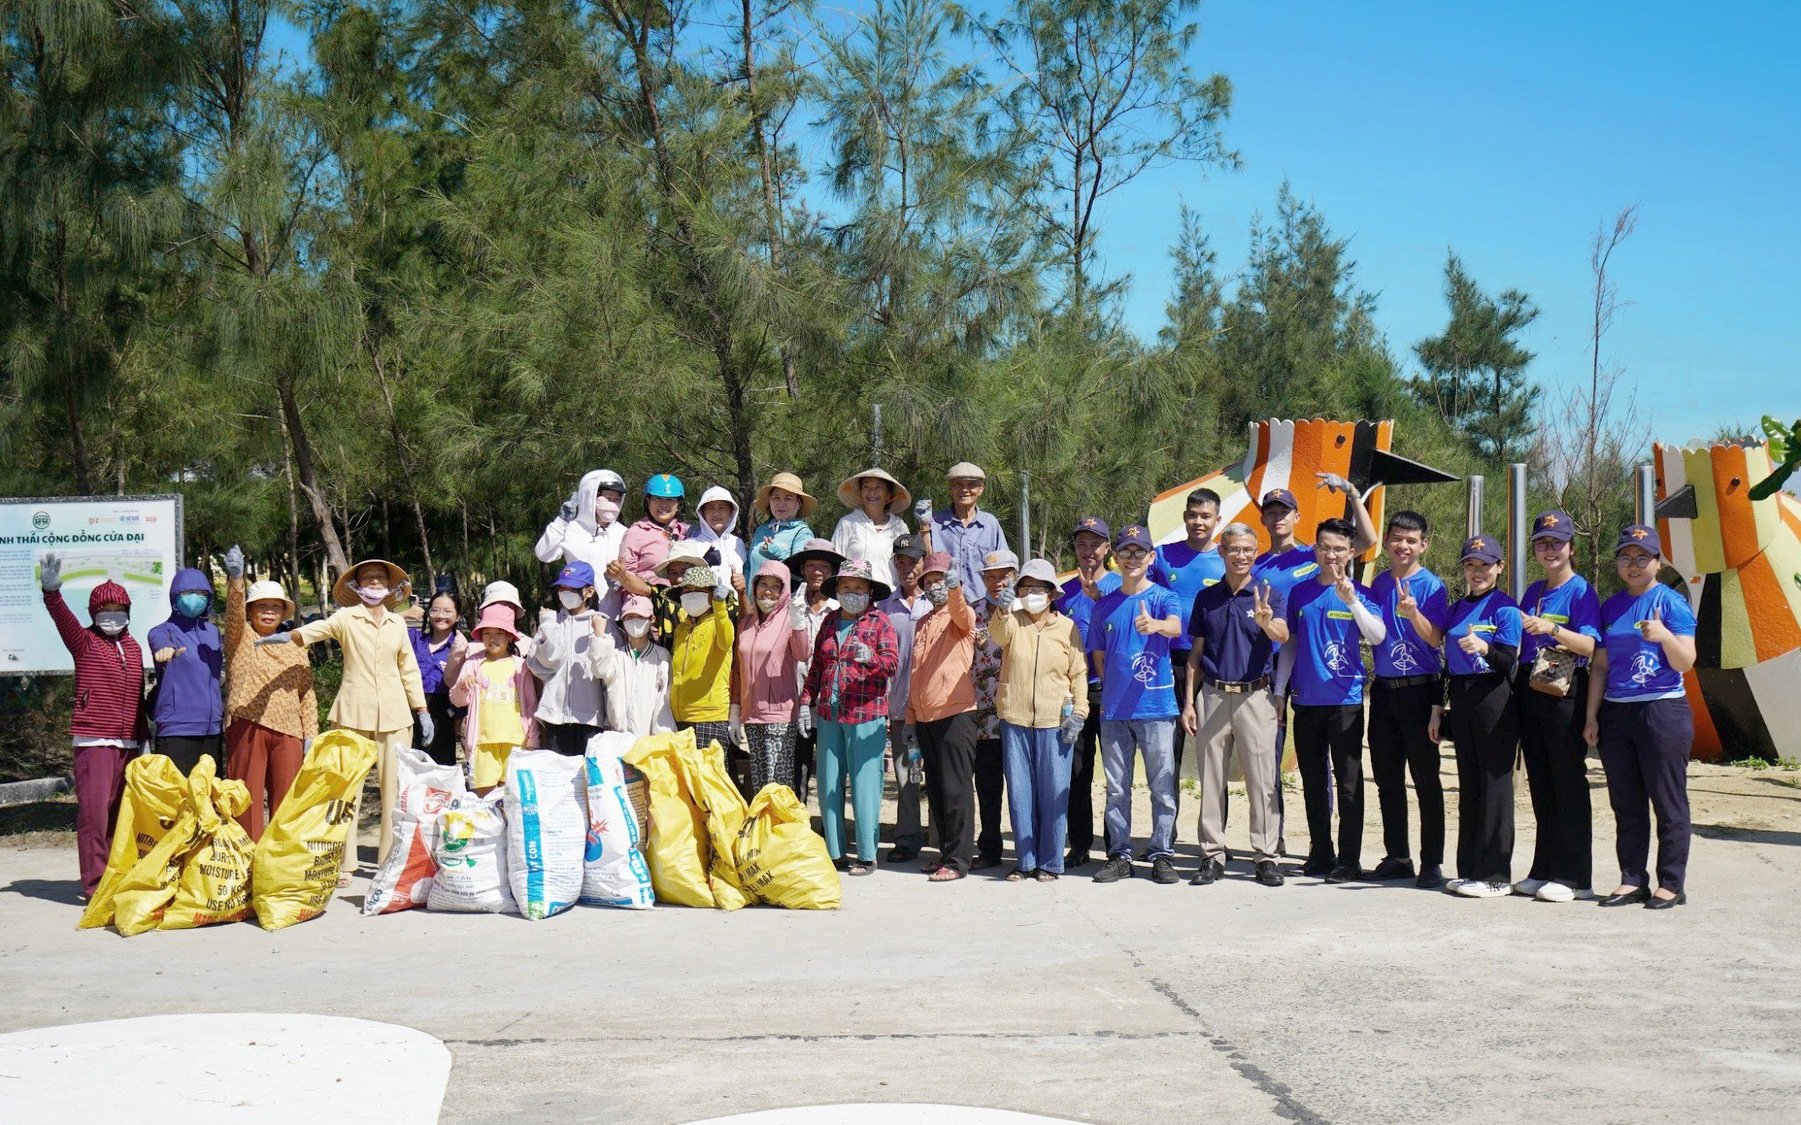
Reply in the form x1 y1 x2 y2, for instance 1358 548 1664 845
79 754 187 930
160 775 254 930
682 738 752 912
737 784 842 910
251 730 378 931
623 731 714 908
112 759 219 937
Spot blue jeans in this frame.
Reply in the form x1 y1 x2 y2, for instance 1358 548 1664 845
1100 717 1178 861
1001 722 1073 874
817 717 887 863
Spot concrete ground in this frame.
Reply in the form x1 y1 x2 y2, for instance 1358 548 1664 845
2 752 1799 1124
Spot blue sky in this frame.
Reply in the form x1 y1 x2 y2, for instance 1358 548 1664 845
268 2 1799 448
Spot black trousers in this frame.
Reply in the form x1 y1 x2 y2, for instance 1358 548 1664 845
1065 685 1107 857
793 730 815 805
1292 704 1365 869
538 721 601 757
919 711 979 874
975 736 1005 861
1448 674 1518 883
413 690 462 766
157 734 222 777
1599 697 1693 893
1516 669 1593 888
1171 658 1190 827
1368 679 1445 866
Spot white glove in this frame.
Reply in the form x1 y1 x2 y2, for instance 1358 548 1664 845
797 707 814 737
39 553 61 592
787 594 808 630
415 710 435 745
302 738 313 756
729 704 744 748
944 567 961 591
560 496 578 522
914 497 934 523
714 576 732 603
990 580 1016 611
224 545 245 579
848 639 874 664
254 631 293 646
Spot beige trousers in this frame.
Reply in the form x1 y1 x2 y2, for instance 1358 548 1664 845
1197 684 1282 863
339 727 411 874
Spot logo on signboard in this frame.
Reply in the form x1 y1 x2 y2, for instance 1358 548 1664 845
32 511 49 530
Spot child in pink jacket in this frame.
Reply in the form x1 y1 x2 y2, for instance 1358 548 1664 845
450 604 540 793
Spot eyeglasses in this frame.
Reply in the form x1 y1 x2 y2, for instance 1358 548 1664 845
1615 554 1656 568
1115 547 1150 560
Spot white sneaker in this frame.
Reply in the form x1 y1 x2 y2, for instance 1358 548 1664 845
1536 883 1592 903
1443 878 1470 894
1455 880 1512 899
1512 877 1546 897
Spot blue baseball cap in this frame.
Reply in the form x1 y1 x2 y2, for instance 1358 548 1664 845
1260 488 1299 512
1614 524 1663 557
1460 535 1503 564
1071 515 1111 542
553 561 596 589
1112 524 1155 552
1531 510 1575 543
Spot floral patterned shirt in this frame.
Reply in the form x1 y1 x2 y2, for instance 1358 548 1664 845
972 603 1003 740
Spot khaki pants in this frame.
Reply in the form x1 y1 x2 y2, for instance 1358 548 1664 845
340 727 412 874
1197 684 1281 863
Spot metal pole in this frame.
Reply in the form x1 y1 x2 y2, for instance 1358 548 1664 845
1018 471 1031 558
1506 463 1528 601
871 403 883 461
1466 474 1485 540
1634 463 1656 525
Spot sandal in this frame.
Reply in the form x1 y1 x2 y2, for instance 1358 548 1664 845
846 862 875 877
337 875 352 889
928 866 966 882
1005 867 1035 882
1035 870 1061 882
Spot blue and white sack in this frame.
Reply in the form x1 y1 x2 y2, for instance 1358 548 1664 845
503 749 587 920
581 732 655 909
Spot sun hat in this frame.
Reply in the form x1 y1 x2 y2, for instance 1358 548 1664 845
980 549 1021 572
480 580 524 613
783 537 847 580
1015 559 1060 590
821 558 892 603
332 558 410 608
654 540 709 577
678 565 717 591
245 579 297 620
754 472 818 519
836 467 912 514
947 461 986 482
473 603 521 640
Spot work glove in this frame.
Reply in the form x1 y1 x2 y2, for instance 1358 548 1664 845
797 707 814 738
1058 709 1084 746
787 594 808 630
729 704 744 748
901 722 916 752
847 638 874 664
302 738 313 757
561 495 579 522
224 545 245 580
943 567 961 591
913 497 934 524
989 580 1015 611
39 553 61 592
254 631 293 647
415 709 435 746
714 575 733 603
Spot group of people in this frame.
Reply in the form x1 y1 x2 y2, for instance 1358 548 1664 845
40 461 1700 910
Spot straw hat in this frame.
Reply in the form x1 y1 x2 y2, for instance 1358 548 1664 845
821 558 892 604
653 540 709 577
245 579 297 620
332 558 411 609
754 472 818 519
836 468 912 514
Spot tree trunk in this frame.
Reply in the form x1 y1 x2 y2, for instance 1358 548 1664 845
276 375 350 575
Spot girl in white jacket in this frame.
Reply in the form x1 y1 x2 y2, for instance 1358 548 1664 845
587 595 675 736
692 484 747 596
536 468 628 617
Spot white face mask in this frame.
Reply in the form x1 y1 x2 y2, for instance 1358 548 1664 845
558 589 586 611
355 584 388 607
623 619 651 638
594 496 621 526
681 592 712 617
94 612 129 636
756 596 780 615
1021 593 1050 614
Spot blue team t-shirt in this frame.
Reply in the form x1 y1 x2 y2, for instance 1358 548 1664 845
1283 579 1380 707
1150 542 1225 647
1254 543 1320 602
1444 590 1522 677
1599 584 1697 702
1086 583 1184 720
1370 568 1451 678
1519 576 1603 666
1059 571 1123 686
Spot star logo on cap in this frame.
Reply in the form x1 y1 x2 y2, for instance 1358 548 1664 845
1471 538 1486 549
1127 526 1143 536
1081 518 1097 528
1540 514 1559 526
1630 527 1650 539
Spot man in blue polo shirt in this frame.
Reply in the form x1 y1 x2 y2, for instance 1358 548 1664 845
1365 510 1454 890
1278 517 1387 883
1058 515 1120 867
916 461 1010 608
1151 487 1225 817
1181 523 1289 888
1087 524 1185 885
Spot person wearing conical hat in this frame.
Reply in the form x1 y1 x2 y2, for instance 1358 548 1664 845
221 545 316 842
830 467 912 590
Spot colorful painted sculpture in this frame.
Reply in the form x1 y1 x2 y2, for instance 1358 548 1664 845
1145 418 1457 561
1654 440 1801 759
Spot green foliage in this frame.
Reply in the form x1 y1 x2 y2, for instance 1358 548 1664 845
1412 253 1540 463
1749 416 1801 501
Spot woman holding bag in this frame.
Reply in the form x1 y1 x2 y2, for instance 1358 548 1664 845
734 559 814 794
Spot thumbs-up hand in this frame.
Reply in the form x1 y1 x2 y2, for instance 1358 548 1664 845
1639 602 1673 644
590 613 607 637
1134 599 1157 635
451 631 469 655
1457 631 1489 656
224 545 245 580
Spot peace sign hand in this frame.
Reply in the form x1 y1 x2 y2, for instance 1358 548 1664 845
1639 603 1674 644
1080 571 1101 601
1397 583 1418 618
1251 581 1275 627
1333 575 1357 607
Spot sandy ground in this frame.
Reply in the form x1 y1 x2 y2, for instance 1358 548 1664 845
2 751 1799 1124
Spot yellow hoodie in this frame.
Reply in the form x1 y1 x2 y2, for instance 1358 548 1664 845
670 596 735 723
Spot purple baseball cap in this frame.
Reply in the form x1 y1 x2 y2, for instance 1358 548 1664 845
1460 534 1503 564
1614 524 1663 556
1260 488 1299 512
1531 510 1575 543
1071 515 1111 542
1112 524 1154 552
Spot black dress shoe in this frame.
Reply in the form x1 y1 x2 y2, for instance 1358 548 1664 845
1300 855 1335 878
1324 864 1361 884
1189 859 1226 886
1644 890 1687 910
1063 850 1092 869
969 856 1002 872
1254 859 1286 887
1370 856 1416 881
887 846 918 863
1599 887 1650 907
1415 864 1445 890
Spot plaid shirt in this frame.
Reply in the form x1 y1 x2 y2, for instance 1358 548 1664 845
802 608 900 725
972 603 1003 739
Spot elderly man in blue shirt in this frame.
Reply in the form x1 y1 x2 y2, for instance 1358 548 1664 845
916 461 1010 609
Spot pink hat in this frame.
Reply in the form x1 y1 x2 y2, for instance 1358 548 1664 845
620 594 654 619
473 603 521 640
